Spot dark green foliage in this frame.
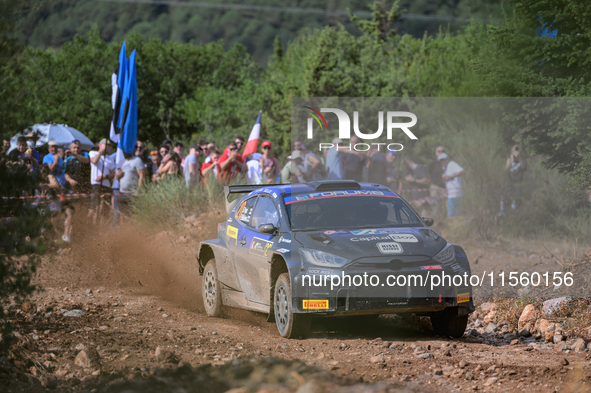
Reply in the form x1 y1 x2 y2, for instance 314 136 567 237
0 28 262 147
0 163 47 351
16 0 506 64
472 0 591 192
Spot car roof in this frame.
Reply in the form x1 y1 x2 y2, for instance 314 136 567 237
247 181 395 199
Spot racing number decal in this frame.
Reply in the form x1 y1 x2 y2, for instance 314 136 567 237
303 300 329 309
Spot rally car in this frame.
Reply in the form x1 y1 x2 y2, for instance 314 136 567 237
197 181 474 338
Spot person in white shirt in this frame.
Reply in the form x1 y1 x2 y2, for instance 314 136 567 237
438 153 465 217
246 153 263 184
182 144 202 187
88 138 115 225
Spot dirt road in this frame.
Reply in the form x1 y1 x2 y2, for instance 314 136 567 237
3 219 591 392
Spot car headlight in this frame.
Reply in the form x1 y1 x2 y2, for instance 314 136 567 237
433 243 456 264
300 248 351 268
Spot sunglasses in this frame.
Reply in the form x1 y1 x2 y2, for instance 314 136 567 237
135 144 144 149
71 139 80 144
229 148 237 151
263 146 271 150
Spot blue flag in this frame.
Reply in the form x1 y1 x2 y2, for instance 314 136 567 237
116 49 138 166
110 42 127 143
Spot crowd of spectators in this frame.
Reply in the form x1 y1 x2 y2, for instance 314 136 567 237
1 131 477 243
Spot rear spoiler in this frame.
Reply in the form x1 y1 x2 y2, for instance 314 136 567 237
223 184 285 214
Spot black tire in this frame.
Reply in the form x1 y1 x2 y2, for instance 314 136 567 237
430 308 468 338
202 259 223 317
274 273 311 338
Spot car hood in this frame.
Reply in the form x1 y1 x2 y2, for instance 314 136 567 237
293 227 446 263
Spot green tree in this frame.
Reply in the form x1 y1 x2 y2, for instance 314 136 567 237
472 0 591 192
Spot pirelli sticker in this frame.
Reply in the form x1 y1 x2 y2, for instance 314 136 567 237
227 225 238 239
303 300 329 309
457 293 470 303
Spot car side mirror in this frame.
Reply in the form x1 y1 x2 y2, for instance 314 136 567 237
422 217 434 227
258 223 277 234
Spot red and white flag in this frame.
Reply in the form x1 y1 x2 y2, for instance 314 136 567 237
242 110 261 158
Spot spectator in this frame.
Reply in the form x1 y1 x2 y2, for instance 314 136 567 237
88 139 115 225
326 138 344 180
385 150 400 192
64 140 90 193
439 153 465 217
150 151 162 182
235 135 245 154
201 149 221 182
342 136 365 182
219 141 243 181
403 156 430 202
500 145 527 214
43 141 66 186
428 145 448 211
109 149 122 223
26 140 41 172
293 139 304 152
199 141 210 159
57 147 65 160
158 150 181 179
281 151 305 183
366 145 388 187
174 142 186 165
183 144 202 187
38 164 73 242
259 141 280 184
135 141 153 182
8 137 38 168
1 139 10 162
63 140 89 242
246 152 263 184
300 146 323 181
115 152 146 222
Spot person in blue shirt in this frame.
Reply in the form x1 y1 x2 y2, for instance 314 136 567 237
43 140 66 186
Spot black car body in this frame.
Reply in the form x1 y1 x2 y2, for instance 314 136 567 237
198 181 474 338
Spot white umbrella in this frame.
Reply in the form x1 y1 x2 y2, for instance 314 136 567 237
8 123 96 153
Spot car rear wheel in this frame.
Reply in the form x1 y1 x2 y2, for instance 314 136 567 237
430 308 468 338
202 259 223 317
274 273 311 338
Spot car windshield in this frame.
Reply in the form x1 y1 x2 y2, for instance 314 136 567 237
286 192 422 231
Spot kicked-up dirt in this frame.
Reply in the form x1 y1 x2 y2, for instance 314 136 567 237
2 210 591 392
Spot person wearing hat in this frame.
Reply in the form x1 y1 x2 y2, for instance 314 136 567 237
43 140 66 186
439 152 465 217
326 137 344 180
259 141 279 184
182 144 203 187
281 150 305 183
88 138 115 224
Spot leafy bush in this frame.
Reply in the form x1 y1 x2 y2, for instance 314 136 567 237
0 163 47 351
130 176 224 228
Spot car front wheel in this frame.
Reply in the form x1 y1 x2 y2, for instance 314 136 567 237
430 308 468 338
202 259 223 317
274 273 311 338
